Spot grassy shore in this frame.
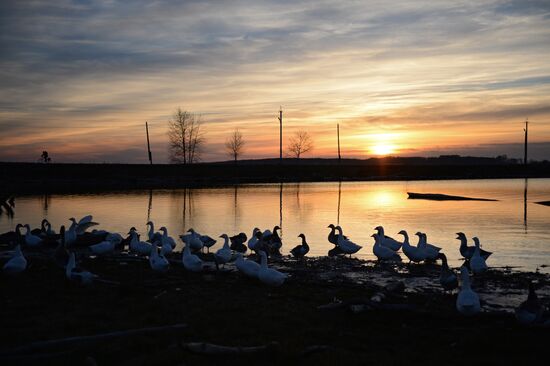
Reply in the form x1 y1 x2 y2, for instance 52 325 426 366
1 245 548 365
1 158 549 194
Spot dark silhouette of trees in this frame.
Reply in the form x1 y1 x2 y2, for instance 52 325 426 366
225 129 245 162
167 108 205 164
287 130 313 158
40 151 51 163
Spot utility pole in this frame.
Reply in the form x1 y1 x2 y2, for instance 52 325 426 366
523 118 529 165
145 121 153 165
337 123 341 161
278 107 283 162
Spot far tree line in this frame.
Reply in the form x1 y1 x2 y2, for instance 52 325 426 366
167 107 313 164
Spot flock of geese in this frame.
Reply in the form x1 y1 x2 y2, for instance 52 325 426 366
1 216 547 325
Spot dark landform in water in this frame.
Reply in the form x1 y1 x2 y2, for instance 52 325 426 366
0 242 549 366
536 201 550 206
407 192 498 201
1 156 549 194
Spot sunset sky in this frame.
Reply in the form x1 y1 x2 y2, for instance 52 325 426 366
1 0 549 163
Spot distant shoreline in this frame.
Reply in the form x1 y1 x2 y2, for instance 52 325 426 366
1 158 549 195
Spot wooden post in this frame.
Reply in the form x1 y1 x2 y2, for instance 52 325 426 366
145 121 153 165
278 107 283 162
337 123 341 161
523 119 529 165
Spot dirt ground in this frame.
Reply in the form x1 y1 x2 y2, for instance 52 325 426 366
1 247 549 366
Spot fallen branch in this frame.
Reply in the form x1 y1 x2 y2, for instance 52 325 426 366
180 341 279 355
0 323 187 357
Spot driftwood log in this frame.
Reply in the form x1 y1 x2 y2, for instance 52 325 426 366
181 341 279 355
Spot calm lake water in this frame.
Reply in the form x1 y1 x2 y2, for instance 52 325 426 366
1 178 549 272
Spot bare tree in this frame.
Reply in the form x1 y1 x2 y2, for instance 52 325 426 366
225 129 246 162
167 108 205 164
287 130 313 158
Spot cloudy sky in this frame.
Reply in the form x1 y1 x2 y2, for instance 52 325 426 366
1 0 549 163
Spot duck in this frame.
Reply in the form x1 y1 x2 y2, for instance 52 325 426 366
65 252 98 285
515 282 545 325
146 221 162 243
235 253 260 278
335 226 362 256
258 251 286 286
372 233 401 261
89 236 117 255
199 234 217 253
2 244 27 275
416 232 440 261
129 230 153 255
230 232 248 253
182 243 203 272
398 230 426 263
214 234 233 268
290 233 310 258
247 228 261 251
180 229 204 251
470 237 488 274
456 266 481 316
437 253 458 292
457 232 492 260
23 224 42 246
149 245 170 273
374 226 402 251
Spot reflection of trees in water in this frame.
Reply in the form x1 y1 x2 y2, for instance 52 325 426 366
524 178 528 232
41 194 51 214
337 181 342 225
147 190 153 222
0 196 15 219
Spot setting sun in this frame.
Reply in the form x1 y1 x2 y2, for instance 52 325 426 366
371 144 395 156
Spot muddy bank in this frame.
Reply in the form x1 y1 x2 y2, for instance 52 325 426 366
1 245 549 365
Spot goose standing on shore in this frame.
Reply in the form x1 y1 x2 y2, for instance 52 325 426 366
214 234 232 268
374 226 402 251
23 224 42 246
146 221 162 243
258 252 286 286
290 233 310 258
235 253 260 278
65 219 78 246
457 232 492 260
149 246 170 273
66 252 98 285
515 282 545 325
470 237 488 274
73 215 99 235
247 228 261 252
2 245 27 275
182 244 203 272
417 233 440 261
335 226 362 256
230 232 248 253
372 233 401 261
180 229 204 251
129 229 153 255
159 227 176 250
437 253 458 292
456 267 481 316
399 230 426 263
40 219 56 237
199 234 217 253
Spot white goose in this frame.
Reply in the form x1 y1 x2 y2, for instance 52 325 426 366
23 224 42 246
129 230 153 255
149 246 170 273
416 232 440 261
258 251 286 286
470 237 488 274
456 266 481 316
235 253 260 278
182 244 203 272
335 226 362 255
374 226 402 251
180 229 204 251
2 245 27 275
398 230 426 263
41 219 56 236
89 236 116 255
247 228 261 251
214 234 232 268
73 215 99 235
372 233 401 261
146 221 162 243
159 226 176 254
65 252 98 285
65 218 78 246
